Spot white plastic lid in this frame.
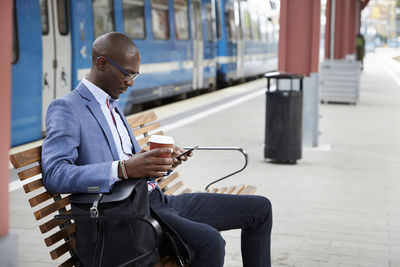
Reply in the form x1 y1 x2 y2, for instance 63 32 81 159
149 135 174 145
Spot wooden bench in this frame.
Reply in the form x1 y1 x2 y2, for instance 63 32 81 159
9 111 257 267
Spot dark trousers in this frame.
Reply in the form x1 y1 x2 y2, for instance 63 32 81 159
149 190 272 267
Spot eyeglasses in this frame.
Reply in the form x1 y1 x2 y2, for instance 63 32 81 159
102 56 140 81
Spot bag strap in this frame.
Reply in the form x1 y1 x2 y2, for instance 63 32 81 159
116 249 155 267
163 232 187 267
90 193 104 219
150 207 194 266
56 214 162 241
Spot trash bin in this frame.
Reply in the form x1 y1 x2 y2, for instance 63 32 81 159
264 71 304 164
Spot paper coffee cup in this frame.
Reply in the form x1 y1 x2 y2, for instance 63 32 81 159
149 135 174 158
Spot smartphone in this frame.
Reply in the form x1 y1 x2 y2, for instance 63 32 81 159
175 146 199 160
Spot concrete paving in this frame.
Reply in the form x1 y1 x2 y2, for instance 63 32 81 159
7 48 400 267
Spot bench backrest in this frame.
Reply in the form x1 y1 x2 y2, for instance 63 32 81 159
9 111 183 267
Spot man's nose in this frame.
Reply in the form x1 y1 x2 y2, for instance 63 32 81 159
125 79 134 87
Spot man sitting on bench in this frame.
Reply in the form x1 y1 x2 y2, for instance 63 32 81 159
41 32 273 267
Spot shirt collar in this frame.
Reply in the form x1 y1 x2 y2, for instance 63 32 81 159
82 78 119 108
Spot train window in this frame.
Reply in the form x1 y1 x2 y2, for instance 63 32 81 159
243 10 252 40
40 0 49 35
224 6 236 41
259 17 268 42
12 0 19 64
57 0 69 35
92 0 115 39
122 0 145 39
151 0 170 40
268 20 275 42
206 4 214 42
193 1 202 40
252 16 260 41
215 0 221 40
173 0 189 40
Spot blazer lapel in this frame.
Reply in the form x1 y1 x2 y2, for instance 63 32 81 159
116 106 141 154
76 84 120 160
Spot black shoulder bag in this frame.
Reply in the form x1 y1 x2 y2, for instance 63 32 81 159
58 179 162 267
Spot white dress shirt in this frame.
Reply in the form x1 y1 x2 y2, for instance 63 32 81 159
82 78 132 187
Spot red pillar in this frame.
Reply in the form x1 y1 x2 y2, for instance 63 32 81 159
278 0 321 76
324 0 362 59
0 0 12 237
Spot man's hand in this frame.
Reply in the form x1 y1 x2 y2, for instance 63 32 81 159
172 146 193 168
124 148 173 178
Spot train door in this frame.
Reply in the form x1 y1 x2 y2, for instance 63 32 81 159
191 0 204 89
223 0 238 82
235 0 244 79
40 0 71 132
12 0 42 146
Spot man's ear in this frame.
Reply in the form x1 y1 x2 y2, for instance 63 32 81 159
96 57 107 71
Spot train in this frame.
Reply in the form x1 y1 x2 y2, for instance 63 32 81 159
11 0 279 147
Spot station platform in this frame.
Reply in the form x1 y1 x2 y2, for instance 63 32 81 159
8 47 400 266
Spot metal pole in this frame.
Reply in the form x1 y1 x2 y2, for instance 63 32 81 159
330 0 336 60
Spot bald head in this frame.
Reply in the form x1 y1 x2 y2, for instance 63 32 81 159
87 32 141 99
92 32 139 64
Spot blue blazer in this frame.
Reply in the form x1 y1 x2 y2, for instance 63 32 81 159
42 82 141 194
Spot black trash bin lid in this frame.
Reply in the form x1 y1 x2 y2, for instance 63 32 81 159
264 71 304 80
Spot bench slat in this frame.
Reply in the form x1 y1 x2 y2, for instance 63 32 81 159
164 181 184 196
217 187 227 194
23 178 44 193
132 122 161 137
29 191 57 207
225 186 237 194
157 172 179 190
137 135 150 147
45 223 76 247
34 196 70 220
180 188 192 194
239 185 257 195
18 165 41 181
39 210 72 234
127 111 158 129
136 131 163 147
58 256 78 267
233 185 246 195
9 146 41 168
208 187 226 194
50 238 76 260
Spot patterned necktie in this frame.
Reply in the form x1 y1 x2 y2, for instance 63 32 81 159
108 98 160 192
106 98 133 158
